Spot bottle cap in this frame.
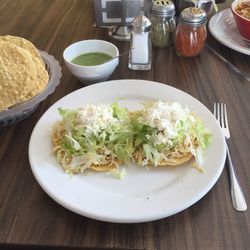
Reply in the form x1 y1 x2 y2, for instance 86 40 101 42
150 0 175 17
180 7 207 25
131 15 151 33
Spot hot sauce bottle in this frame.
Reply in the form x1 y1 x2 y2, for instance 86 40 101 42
174 7 207 58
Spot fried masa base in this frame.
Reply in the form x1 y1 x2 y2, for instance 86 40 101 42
134 151 193 167
90 162 118 172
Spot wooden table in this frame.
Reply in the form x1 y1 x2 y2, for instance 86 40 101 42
0 0 249 249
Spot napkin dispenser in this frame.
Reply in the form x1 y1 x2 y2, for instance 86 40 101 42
94 0 151 40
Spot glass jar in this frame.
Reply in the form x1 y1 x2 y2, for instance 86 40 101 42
174 7 207 57
128 15 152 71
149 0 176 48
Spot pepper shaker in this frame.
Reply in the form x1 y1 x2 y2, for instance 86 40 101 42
149 0 176 48
174 7 207 58
128 15 152 71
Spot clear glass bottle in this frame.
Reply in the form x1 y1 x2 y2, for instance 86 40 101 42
128 15 152 71
174 7 207 58
149 0 176 48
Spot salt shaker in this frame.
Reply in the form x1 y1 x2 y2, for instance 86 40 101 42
174 7 207 58
128 15 152 71
149 0 176 48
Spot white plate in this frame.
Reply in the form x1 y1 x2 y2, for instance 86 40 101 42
29 80 226 223
209 8 250 55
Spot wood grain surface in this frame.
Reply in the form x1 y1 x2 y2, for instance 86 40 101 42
0 0 249 249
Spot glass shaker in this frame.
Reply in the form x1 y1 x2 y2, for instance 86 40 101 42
149 0 176 48
128 15 152 71
174 7 207 58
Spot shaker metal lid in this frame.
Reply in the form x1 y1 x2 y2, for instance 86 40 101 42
131 15 151 33
150 0 175 17
180 7 207 25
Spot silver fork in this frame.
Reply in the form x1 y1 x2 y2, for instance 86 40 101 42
214 103 247 211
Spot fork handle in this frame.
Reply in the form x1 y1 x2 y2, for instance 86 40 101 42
226 144 247 211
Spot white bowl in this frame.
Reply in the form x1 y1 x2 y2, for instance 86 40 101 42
63 39 119 83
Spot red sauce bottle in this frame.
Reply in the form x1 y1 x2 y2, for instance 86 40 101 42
174 7 207 58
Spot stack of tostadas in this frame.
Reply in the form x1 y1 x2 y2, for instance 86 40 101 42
0 35 49 112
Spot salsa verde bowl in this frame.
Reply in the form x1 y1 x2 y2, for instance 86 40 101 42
63 39 119 84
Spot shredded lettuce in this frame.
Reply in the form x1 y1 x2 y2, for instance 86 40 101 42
53 101 212 176
54 103 134 174
131 103 212 167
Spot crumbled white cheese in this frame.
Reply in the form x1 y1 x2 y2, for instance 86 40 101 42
77 104 118 134
139 101 190 144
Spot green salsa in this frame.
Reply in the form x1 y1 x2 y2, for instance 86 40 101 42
71 52 113 66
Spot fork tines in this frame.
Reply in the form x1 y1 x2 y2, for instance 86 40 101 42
214 103 228 129
214 102 230 139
